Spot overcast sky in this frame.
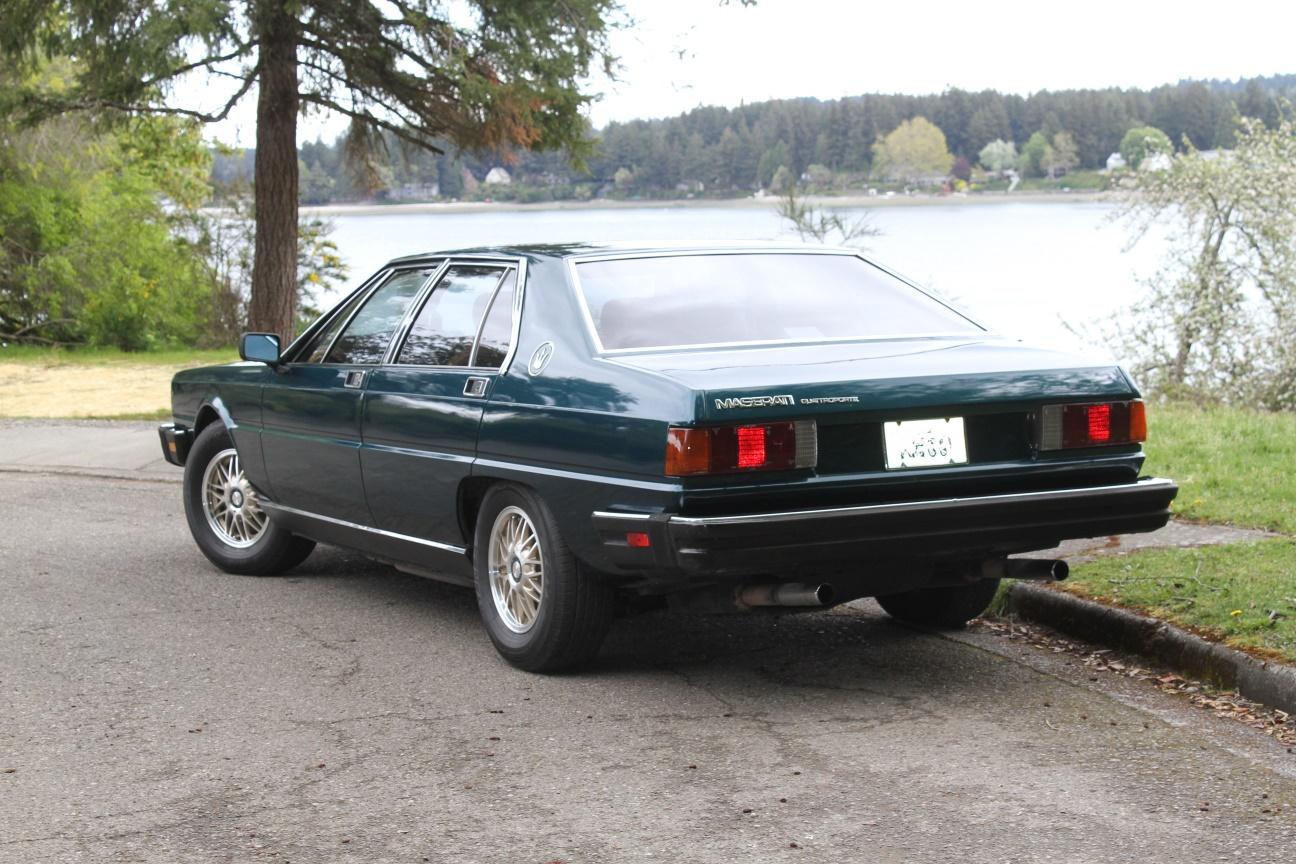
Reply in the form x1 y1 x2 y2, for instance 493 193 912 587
206 0 1296 146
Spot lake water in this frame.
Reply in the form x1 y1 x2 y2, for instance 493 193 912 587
320 201 1171 360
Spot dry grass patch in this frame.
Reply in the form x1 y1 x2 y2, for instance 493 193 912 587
0 348 236 419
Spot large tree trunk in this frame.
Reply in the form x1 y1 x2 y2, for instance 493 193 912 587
247 5 300 340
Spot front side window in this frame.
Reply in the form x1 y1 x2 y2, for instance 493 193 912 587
325 268 433 365
397 265 515 367
298 286 370 364
575 253 982 351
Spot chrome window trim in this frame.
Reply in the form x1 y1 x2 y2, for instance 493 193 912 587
312 277 386 365
260 499 467 555
375 362 518 376
325 262 441 367
565 248 989 356
284 266 392 363
499 257 527 376
384 255 528 375
380 259 452 366
468 267 516 368
311 264 439 367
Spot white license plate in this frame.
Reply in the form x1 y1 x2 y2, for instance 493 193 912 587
883 417 969 470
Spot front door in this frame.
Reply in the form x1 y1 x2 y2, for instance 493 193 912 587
260 266 436 523
362 263 519 546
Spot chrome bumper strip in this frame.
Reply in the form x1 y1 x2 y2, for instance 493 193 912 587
593 477 1177 529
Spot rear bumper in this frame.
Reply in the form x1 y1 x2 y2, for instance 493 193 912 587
592 477 1178 578
157 423 192 467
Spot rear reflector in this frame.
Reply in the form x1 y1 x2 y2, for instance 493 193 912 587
626 531 651 548
666 420 817 476
1039 400 1146 450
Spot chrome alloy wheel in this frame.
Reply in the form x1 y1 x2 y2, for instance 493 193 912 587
201 447 268 549
488 505 544 633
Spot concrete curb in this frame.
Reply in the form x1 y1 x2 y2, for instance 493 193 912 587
1005 582 1296 715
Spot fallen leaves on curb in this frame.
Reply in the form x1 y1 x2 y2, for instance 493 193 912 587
977 619 1296 747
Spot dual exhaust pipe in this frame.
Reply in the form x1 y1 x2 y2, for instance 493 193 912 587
694 557 1067 613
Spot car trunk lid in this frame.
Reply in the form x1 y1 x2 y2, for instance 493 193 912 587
610 337 1134 424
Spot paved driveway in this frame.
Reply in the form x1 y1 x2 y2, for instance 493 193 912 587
2 470 1294 863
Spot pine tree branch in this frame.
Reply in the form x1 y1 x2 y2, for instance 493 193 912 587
136 42 258 89
299 91 445 155
22 68 258 124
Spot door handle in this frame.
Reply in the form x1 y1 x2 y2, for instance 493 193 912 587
463 376 489 397
343 370 366 389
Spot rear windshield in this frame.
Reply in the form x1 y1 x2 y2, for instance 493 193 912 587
574 253 981 351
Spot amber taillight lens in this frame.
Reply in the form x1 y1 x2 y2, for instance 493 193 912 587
665 421 817 476
1038 400 1146 450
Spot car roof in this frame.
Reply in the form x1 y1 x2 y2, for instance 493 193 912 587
384 242 859 267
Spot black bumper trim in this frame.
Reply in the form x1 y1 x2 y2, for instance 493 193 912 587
158 423 192 467
592 477 1178 576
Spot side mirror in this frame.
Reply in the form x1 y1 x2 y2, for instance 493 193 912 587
239 332 281 365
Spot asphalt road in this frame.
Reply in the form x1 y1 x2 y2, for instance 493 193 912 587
2 470 1294 864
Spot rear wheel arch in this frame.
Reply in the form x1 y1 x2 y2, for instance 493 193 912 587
457 476 617 581
458 475 523 556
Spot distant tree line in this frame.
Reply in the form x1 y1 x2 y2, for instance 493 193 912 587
240 74 1296 203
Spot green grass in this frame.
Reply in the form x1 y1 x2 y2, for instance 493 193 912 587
1061 540 1296 663
1143 402 1296 533
0 345 238 366
1014 402 1296 663
92 408 176 421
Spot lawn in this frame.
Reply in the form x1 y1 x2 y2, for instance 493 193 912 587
0 346 237 419
1059 541 1296 663
1142 401 1296 534
1055 401 1296 662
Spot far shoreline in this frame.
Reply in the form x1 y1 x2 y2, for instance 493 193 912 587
299 190 1111 218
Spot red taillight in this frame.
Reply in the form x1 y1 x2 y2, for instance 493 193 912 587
665 420 817 476
1039 399 1146 450
1087 403 1111 442
626 531 651 548
736 425 766 468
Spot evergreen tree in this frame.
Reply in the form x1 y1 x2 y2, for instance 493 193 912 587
2 0 617 339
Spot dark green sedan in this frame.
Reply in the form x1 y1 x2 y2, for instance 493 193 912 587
159 245 1177 672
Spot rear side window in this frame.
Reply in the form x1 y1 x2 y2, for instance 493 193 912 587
473 272 517 368
326 268 433 364
575 254 981 351
397 265 515 367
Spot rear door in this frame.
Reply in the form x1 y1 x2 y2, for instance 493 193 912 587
259 265 436 523
361 261 520 545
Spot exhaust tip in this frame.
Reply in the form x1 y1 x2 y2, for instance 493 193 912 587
814 583 836 605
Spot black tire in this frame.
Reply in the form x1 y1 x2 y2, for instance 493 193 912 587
183 423 315 576
875 578 1001 629
473 484 615 673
